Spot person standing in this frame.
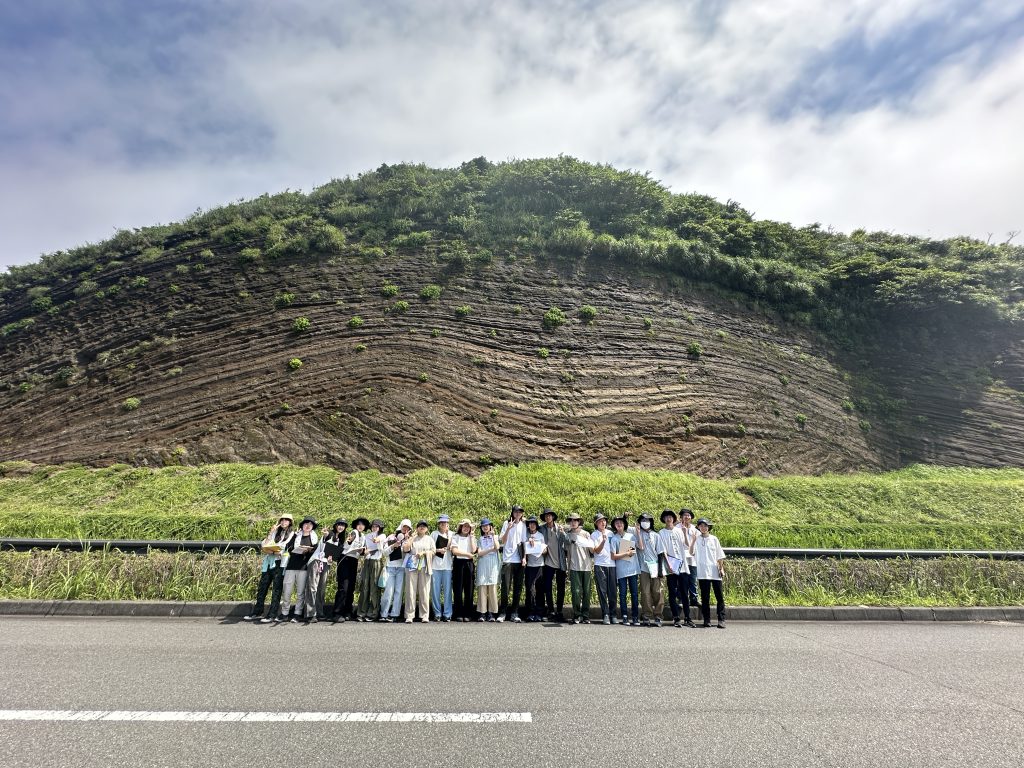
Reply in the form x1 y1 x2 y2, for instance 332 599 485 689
690 518 727 629
332 517 367 622
658 510 695 628
566 513 595 624
679 509 700 611
380 520 412 622
450 519 478 621
403 520 435 623
244 513 295 623
539 508 568 622
523 516 547 622
430 515 454 622
610 515 639 626
498 504 527 622
356 519 386 621
475 518 500 621
634 512 665 627
591 514 617 625
279 517 318 623
306 518 343 622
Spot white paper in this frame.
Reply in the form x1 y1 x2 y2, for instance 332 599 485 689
524 538 544 556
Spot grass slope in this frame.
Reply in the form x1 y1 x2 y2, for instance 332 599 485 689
2 461 1022 549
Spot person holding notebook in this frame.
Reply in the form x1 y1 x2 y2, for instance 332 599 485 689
356 519 386 621
634 512 665 627
380 520 412 622
566 513 596 624
610 515 639 626
539 508 568 622
402 520 435 623
244 513 295 623
332 517 367 622
279 517 318 623
475 518 501 621
658 509 695 628
523 516 548 622
690 517 727 629
431 515 454 622
498 505 527 622
450 519 478 621
591 514 617 625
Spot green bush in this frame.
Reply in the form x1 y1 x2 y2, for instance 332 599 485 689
354 343 367 352
418 372 429 382
455 304 472 318
122 397 141 411
420 284 443 301
274 292 295 308
392 300 410 313
578 304 598 323
537 347 550 359
796 413 808 428
130 276 149 288
431 328 441 338
239 247 261 263
291 317 311 333
543 306 566 330
288 358 303 370
348 316 364 329
686 342 703 358
643 317 653 330
381 283 399 297
31 296 53 312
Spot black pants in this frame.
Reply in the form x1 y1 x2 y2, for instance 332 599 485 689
541 565 566 618
333 557 359 617
698 578 725 624
253 565 284 618
665 573 691 621
499 562 524 618
452 559 475 619
524 565 544 617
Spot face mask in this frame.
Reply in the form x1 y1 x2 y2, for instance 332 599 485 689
640 521 651 530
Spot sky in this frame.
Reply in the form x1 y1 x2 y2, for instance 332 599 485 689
1 0 1023 270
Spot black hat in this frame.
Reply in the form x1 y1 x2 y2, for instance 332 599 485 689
695 517 713 530
541 507 558 521
370 518 385 530
332 518 347 530
679 508 694 519
525 515 539 526
352 517 370 529
638 512 655 523
299 517 318 529
611 514 628 528
660 509 677 524
593 513 608 525
415 519 429 529
511 504 524 514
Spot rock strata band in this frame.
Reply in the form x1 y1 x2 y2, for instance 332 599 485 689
244 506 727 629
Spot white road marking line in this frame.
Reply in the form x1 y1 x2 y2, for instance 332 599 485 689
0 710 532 723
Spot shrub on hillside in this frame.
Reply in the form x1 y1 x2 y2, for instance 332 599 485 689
420 284 443 301
292 317 311 333
578 304 598 323
543 306 566 330
122 397 141 411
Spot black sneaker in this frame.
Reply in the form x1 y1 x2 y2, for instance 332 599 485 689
684 619 696 628
673 619 682 628
717 621 726 629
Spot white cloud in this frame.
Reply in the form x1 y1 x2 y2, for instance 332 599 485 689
1 0 1021 269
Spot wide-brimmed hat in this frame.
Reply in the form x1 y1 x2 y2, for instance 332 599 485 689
437 514 450 523
299 517 318 529
370 518 385 530
679 508 695 519
332 518 347 530
277 513 294 524
480 517 493 528
610 514 628 528
566 512 582 522
638 513 655 523
457 518 474 532
593 513 608 526
541 507 558 521
660 509 677 524
695 517 713 530
525 515 539 527
352 517 370 529
398 518 413 531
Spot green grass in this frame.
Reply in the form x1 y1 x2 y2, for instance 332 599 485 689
1 461 1023 549
1 550 1020 606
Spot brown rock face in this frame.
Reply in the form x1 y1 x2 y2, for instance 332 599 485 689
1 247 1022 476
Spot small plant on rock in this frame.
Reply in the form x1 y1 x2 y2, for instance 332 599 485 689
292 317 311 333
288 358 303 370
455 304 472 319
381 283 400 297
348 316 364 329
543 306 566 330
122 397 141 411
578 304 597 324
419 284 442 301
686 342 703 358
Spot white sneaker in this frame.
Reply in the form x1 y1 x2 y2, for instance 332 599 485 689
496 615 505 622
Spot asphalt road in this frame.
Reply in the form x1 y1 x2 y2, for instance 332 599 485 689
0 617 1021 767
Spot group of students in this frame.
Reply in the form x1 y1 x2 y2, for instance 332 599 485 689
243 505 727 629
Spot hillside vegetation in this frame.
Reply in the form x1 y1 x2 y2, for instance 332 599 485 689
2 158 1023 474
2 461 1022 549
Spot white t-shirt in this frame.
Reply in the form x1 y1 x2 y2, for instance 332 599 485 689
693 534 726 580
658 527 689 574
451 534 476 559
679 525 699 565
432 529 453 571
591 529 613 567
500 519 526 564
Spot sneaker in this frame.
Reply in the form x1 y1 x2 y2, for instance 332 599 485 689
496 615 505 622
717 621 726 629
631 619 639 626
242 614 258 621
289 618 299 624
609 616 617 625
405 618 413 624
701 623 711 628
511 615 522 623
259 617 274 624
571 617 581 624
308 617 319 624
640 620 650 627
581 617 591 624
673 619 682 628
487 615 497 622
654 618 662 628
684 619 696 628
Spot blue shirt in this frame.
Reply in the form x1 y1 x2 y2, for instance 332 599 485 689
610 533 640 579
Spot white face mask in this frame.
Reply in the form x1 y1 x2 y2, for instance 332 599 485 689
640 521 651 530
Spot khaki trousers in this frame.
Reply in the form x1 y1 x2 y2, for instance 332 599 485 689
639 571 664 622
404 569 431 620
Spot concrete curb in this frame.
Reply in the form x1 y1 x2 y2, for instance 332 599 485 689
1 601 1020 622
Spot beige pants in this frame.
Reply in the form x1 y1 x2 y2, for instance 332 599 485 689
477 584 498 614
404 569 431 620
639 572 664 622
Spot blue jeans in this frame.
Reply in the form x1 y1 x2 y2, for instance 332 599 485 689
381 564 405 618
617 574 639 621
684 566 699 606
431 568 453 619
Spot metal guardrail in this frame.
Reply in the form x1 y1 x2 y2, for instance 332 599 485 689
2 539 1023 560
